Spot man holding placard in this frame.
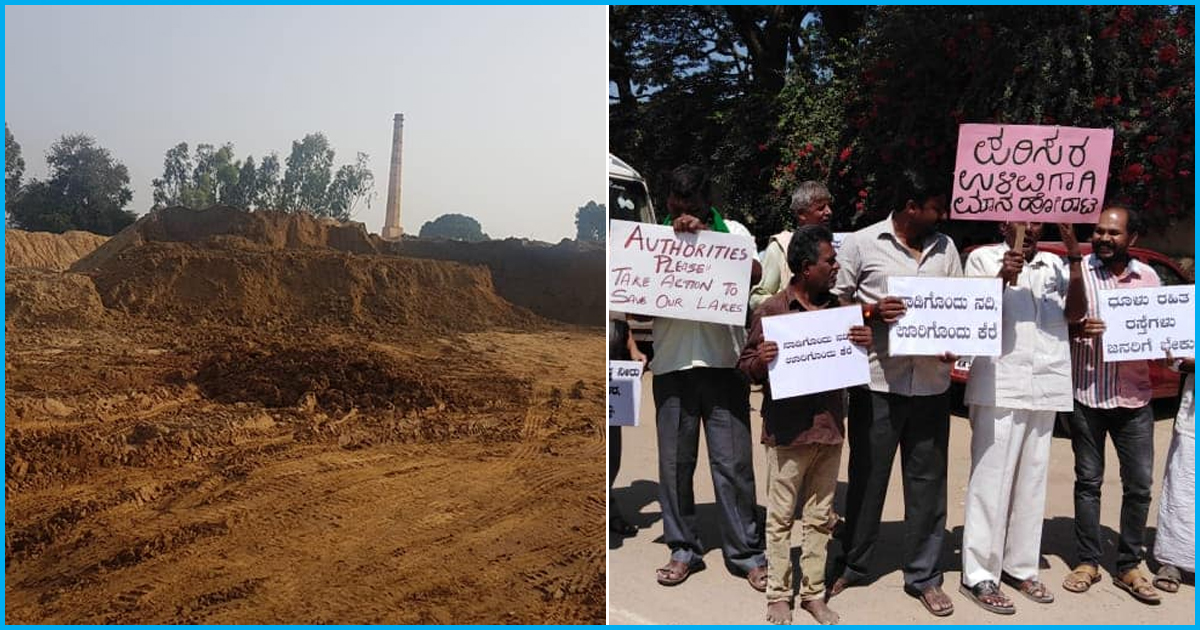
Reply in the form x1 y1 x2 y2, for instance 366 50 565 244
750 181 834 311
1063 206 1162 604
649 166 767 591
827 169 962 617
739 225 872 625
959 221 1086 614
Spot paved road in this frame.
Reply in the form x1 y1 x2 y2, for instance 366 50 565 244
609 377 1194 625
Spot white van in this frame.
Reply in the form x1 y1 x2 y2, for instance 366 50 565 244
608 154 656 353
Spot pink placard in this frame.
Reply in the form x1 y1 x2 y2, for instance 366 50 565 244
951 124 1113 223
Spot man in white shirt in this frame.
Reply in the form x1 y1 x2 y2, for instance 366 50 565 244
960 222 1086 614
650 165 766 591
749 181 834 311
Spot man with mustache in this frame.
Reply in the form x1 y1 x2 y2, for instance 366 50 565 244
1061 206 1162 605
959 221 1086 614
750 181 835 311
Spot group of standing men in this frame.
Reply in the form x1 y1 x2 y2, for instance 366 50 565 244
616 164 1193 624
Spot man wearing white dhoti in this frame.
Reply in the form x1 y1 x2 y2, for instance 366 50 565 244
1153 358 1194 593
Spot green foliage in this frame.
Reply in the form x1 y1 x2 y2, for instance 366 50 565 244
6 123 25 212
281 133 335 214
9 134 136 235
418 213 489 242
326 152 375 222
611 6 1194 240
574 200 606 242
150 134 374 220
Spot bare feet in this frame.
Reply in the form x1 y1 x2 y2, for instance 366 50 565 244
766 601 792 625
801 599 840 625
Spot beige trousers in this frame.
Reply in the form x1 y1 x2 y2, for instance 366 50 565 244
765 442 841 602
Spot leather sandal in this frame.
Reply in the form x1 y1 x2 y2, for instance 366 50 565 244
1114 568 1162 605
656 560 695 586
959 581 1014 615
1062 563 1101 593
1154 564 1182 593
1002 573 1055 603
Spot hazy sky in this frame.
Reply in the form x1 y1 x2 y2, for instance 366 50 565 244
5 5 606 242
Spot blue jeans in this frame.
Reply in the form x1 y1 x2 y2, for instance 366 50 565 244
1069 402 1154 573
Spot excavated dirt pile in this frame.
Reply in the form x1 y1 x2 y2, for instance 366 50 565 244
6 229 109 271
6 206 603 624
392 237 604 326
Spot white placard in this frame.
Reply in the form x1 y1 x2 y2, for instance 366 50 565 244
761 305 870 400
1097 285 1195 361
609 219 756 326
608 360 643 426
887 276 1004 357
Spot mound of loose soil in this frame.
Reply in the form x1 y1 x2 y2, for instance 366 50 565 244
72 206 377 273
392 238 604 326
6 230 109 271
194 343 530 413
5 268 108 328
86 242 541 333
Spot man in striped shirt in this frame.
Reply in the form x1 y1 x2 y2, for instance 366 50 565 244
1062 206 1162 605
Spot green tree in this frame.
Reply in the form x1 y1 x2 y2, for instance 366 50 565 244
255 153 282 210
418 213 489 241
281 133 334 214
226 155 258 210
6 123 25 213
574 200 606 242
326 152 375 222
151 142 193 209
10 134 136 235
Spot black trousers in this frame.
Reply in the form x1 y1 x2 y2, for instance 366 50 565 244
840 387 949 592
1069 402 1154 573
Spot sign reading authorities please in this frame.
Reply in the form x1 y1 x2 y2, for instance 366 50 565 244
887 276 1004 357
1097 285 1195 362
609 219 755 327
761 305 869 400
608 360 643 426
951 124 1113 223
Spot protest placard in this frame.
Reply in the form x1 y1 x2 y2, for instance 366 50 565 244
887 276 1004 357
1097 285 1195 362
608 360 643 426
761 305 869 400
951 124 1113 223
608 219 756 326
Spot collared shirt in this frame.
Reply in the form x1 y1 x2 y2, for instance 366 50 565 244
749 231 791 312
832 214 963 395
1072 253 1160 409
963 245 1074 411
738 287 843 447
649 208 747 374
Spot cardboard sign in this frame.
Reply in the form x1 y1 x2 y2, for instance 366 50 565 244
761 305 870 400
887 276 1004 357
951 124 1113 223
608 360 643 426
1097 285 1195 361
609 219 756 326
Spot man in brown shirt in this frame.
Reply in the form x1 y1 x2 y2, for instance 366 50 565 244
739 225 872 625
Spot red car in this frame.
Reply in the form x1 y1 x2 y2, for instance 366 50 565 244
948 242 1191 431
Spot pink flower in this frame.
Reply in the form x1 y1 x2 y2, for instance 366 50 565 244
839 147 853 162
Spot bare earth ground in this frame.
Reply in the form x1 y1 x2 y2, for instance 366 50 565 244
6 324 603 624
609 376 1195 625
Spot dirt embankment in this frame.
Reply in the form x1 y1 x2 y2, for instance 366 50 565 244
5 206 604 624
6 229 109 271
390 238 605 327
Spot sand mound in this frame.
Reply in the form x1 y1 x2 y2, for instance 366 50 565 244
72 206 377 273
6 230 109 271
86 242 539 333
393 238 604 326
5 268 108 328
